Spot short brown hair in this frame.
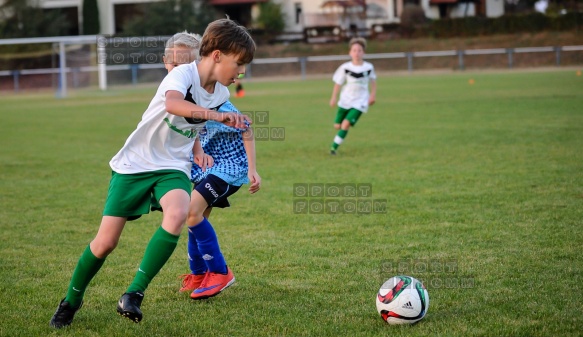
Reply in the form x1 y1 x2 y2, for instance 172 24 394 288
199 19 256 64
349 37 366 50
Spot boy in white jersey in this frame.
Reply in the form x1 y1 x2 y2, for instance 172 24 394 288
50 19 255 328
329 37 377 155
162 31 261 299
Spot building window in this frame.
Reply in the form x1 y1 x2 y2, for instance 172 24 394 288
295 2 302 24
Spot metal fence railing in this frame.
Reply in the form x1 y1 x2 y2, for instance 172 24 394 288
1 35 582 96
246 45 583 79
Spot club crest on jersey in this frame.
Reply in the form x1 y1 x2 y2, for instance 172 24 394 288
163 117 197 138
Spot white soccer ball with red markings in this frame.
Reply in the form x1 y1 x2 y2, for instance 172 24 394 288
376 275 429 325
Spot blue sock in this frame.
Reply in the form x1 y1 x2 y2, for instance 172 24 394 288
187 226 208 275
191 218 227 274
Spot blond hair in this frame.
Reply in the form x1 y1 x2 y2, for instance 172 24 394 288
349 37 367 51
165 31 202 61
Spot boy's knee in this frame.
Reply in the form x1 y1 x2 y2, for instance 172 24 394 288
186 210 203 227
161 209 188 235
165 208 188 225
90 240 117 258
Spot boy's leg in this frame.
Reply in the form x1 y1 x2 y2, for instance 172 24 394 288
118 184 190 323
68 216 127 304
180 207 214 292
331 107 350 153
332 107 349 130
331 109 362 154
187 176 239 276
50 216 126 329
188 176 237 299
180 196 211 292
125 189 188 293
187 191 212 275
188 191 227 274
189 217 235 299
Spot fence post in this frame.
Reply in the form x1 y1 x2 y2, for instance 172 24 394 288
97 36 107 91
507 48 514 69
72 67 80 88
299 57 307 80
131 64 138 85
57 41 67 98
458 50 465 71
407 52 413 72
246 64 252 79
555 46 561 66
12 70 20 92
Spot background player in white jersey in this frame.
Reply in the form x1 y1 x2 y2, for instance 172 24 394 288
162 30 261 300
328 37 377 155
49 19 255 329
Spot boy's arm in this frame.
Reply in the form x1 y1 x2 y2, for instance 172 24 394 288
242 128 261 194
368 79 377 106
329 83 341 107
192 137 213 172
165 90 250 128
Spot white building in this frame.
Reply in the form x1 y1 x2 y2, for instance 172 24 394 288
272 0 503 41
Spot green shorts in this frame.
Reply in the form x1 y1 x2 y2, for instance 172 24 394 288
103 170 191 221
334 107 363 126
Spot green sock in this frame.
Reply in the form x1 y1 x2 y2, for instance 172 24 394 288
127 226 179 293
65 245 105 307
331 129 349 150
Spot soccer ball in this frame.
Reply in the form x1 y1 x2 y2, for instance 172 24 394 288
375 275 429 325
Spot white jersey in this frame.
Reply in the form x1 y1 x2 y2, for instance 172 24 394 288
332 61 376 112
109 62 229 176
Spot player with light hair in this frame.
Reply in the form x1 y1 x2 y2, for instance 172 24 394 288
163 31 201 72
160 29 261 300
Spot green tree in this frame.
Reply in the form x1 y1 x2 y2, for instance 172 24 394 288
121 0 216 36
0 0 70 38
82 0 100 34
0 1 72 70
256 1 285 34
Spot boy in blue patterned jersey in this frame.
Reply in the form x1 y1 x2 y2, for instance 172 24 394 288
49 19 255 328
182 101 260 299
162 31 261 300
329 37 377 155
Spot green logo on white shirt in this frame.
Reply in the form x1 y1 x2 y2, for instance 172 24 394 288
164 117 197 138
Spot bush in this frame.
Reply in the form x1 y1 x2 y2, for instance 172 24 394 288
120 0 216 36
400 4 428 37
428 12 582 38
254 1 285 43
0 2 70 38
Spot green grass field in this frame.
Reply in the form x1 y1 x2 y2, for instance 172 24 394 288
0 69 582 336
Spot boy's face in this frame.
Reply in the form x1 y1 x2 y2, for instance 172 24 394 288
349 43 365 64
214 51 246 86
163 46 196 73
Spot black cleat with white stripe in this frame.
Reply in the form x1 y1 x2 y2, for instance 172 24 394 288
116 291 144 323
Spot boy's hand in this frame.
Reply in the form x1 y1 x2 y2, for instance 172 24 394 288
220 112 252 129
329 97 336 107
368 93 376 106
248 171 261 194
194 153 214 172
